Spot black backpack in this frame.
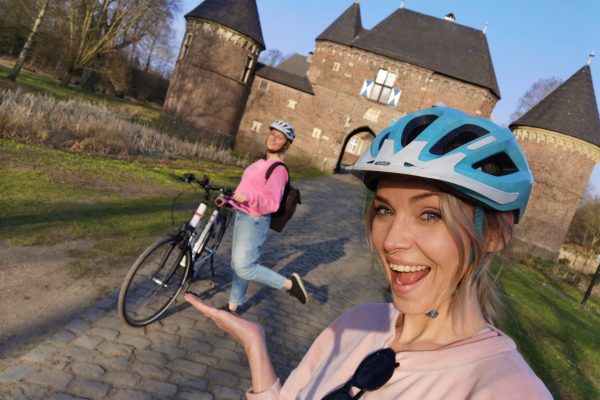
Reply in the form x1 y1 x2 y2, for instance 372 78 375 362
265 162 301 232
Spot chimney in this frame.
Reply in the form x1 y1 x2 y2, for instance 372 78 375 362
444 13 456 22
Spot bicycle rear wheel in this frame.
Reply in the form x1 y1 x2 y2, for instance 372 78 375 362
118 234 191 326
192 207 232 275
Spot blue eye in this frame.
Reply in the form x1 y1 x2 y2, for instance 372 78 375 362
374 205 393 217
421 211 441 222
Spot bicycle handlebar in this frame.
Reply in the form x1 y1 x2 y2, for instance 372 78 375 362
183 173 234 198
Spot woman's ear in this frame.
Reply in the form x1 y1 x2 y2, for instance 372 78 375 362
486 212 514 253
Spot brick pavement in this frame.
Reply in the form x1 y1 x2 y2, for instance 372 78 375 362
0 174 389 400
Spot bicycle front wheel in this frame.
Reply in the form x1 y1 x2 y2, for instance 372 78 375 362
118 234 191 326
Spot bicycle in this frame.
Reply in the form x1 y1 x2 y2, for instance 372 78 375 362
118 173 234 327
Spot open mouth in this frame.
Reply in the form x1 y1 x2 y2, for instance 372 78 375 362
389 264 431 286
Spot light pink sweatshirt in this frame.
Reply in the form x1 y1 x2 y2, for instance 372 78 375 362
231 159 288 217
248 303 553 400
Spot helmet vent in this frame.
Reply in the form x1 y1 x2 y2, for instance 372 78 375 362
375 131 391 153
473 152 518 176
401 115 439 147
430 124 489 155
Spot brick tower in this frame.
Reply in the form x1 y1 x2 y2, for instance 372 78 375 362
509 65 600 260
161 0 265 145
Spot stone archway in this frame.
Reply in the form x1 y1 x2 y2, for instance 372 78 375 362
333 126 376 173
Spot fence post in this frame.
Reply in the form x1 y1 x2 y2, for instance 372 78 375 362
581 260 600 308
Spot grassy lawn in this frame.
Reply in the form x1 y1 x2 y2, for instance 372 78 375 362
0 59 160 126
493 257 600 400
0 139 244 276
0 139 322 260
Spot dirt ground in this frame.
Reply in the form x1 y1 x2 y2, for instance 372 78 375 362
0 241 124 367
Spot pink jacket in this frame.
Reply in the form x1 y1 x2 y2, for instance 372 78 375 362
231 159 288 217
248 303 553 400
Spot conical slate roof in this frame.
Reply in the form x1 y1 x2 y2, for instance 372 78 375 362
510 65 600 147
185 0 265 49
316 2 363 46
349 8 500 97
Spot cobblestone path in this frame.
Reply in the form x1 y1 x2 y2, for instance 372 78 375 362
0 174 389 400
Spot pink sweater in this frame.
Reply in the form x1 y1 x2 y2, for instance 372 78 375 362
231 159 288 217
248 303 553 400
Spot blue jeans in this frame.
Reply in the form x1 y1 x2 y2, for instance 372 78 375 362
229 210 286 306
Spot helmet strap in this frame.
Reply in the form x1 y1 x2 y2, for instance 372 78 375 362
472 206 485 279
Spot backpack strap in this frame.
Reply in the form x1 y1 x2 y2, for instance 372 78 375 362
265 161 289 183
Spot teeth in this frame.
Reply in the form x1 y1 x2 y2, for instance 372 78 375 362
389 264 430 272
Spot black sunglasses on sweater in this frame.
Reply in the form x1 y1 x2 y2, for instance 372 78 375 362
322 348 399 400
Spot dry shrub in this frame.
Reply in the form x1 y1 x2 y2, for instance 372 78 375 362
0 88 246 166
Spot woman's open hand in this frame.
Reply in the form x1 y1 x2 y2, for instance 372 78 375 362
184 293 265 350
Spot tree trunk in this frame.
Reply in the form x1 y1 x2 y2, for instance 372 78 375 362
8 0 50 81
61 69 74 85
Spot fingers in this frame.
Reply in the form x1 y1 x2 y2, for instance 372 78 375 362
184 293 217 319
232 193 247 203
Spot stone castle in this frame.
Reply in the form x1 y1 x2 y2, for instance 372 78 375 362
161 0 600 261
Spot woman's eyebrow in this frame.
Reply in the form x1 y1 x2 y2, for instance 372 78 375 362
373 194 389 204
410 192 440 203
374 192 440 204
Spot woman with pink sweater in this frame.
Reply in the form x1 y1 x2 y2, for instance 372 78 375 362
186 108 552 399
217 119 307 314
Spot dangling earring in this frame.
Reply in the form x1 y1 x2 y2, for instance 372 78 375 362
425 310 438 319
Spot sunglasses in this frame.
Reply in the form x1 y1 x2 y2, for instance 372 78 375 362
322 348 399 400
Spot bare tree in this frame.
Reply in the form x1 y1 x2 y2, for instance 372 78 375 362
510 77 563 122
131 18 175 76
59 0 180 85
259 49 287 66
8 0 50 81
566 200 600 253
0 0 37 57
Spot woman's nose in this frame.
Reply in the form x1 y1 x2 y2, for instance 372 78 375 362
382 217 413 253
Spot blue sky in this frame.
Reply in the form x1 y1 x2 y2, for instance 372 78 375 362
176 0 600 195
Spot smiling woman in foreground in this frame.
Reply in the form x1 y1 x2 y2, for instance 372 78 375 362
185 107 553 399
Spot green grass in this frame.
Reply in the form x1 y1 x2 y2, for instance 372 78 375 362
0 61 160 126
0 139 242 265
493 257 600 400
0 138 323 265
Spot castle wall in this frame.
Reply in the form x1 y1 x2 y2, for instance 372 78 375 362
235 41 498 170
162 19 261 145
309 43 497 118
511 126 600 260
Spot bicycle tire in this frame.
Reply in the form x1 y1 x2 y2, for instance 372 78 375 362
192 207 232 275
118 234 191 327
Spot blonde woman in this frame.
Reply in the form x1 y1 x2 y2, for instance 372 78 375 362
186 108 552 399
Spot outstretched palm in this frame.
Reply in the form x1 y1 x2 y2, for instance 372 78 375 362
184 293 265 349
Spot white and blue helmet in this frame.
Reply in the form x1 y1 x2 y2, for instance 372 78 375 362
347 107 533 223
270 119 295 143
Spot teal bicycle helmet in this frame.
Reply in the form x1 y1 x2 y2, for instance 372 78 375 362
346 107 533 223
